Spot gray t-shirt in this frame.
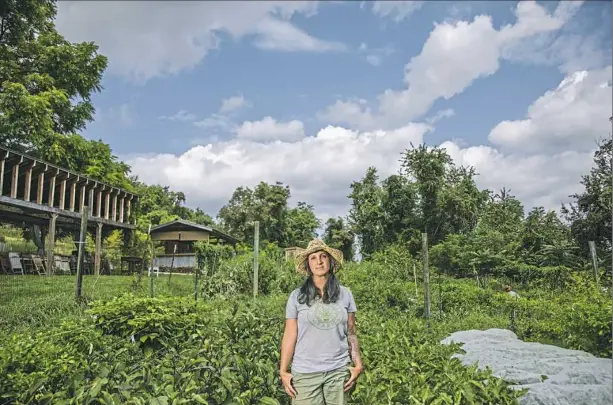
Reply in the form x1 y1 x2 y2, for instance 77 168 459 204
286 285 357 374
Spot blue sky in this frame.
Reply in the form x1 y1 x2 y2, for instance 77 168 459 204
55 1 612 224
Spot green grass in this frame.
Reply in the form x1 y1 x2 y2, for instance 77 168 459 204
0 274 197 334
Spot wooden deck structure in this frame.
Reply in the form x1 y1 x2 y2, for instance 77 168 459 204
150 219 239 270
0 146 138 275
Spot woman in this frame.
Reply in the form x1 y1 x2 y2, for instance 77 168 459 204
279 239 363 405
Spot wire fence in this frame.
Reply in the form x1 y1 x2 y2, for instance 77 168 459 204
0 248 202 335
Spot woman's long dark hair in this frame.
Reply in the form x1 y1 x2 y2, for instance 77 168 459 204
297 258 340 306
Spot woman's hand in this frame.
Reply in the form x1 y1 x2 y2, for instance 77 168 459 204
280 371 297 399
344 365 363 392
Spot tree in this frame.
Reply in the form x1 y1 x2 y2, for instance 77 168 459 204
217 186 255 242
217 181 313 247
323 217 354 262
0 0 108 158
562 138 612 260
521 206 571 265
380 174 419 248
348 167 384 259
132 183 214 232
285 202 320 248
400 144 452 244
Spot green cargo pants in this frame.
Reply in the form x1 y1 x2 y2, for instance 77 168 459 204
291 365 352 405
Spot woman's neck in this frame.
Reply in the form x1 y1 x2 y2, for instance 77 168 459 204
312 274 329 295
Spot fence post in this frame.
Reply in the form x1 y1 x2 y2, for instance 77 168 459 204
422 233 431 328
588 241 599 287
47 214 57 275
75 200 90 301
413 262 418 297
253 221 259 298
148 224 154 298
194 264 200 301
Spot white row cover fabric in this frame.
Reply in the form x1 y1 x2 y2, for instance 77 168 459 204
440 328 612 405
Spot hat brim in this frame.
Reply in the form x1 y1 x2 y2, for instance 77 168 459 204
294 245 344 274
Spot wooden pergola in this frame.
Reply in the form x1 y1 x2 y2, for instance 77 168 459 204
0 146 138 275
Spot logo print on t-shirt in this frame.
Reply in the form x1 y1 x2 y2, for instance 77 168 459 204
307 301 344 330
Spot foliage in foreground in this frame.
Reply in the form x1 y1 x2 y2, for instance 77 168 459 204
0 294 527 405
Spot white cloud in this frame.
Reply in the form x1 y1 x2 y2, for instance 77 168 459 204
440 141 594 212
55 1 345 82
219 95 249 114
320 1 583 130
193 114 236 132
235 117 306 142
426 108 455 125
372 1 424 22
252 18 347 52
358 42 395 66
124 118 596 224
489 66 612 152
123 123 432 220
158 110 196 122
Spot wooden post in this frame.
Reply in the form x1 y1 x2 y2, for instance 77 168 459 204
24 162 35 201
422 233 431 328
112 192 118 221
119 195 125 223
253 221 259 298
69 179 76 211
37 171 45 204
10 160 20 198
194 259 200 301
104 191 110 219
413 262 418 296
58 178 67 210
47 214 58 275
168 232 180 284
88 188 95 215
126 195 132 224
438 265 442 317
148 224 155 297
588 241 599 287
75 201 89 300
48 171 56 207
0 153 5 196
95 222 103 276
96 188 103 217
79 184 86 213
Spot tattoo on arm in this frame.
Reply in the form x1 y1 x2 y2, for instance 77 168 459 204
347 313 362 366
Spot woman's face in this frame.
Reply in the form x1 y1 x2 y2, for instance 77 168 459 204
308 251 331 277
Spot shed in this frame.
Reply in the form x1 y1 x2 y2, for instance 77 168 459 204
149 219 239 271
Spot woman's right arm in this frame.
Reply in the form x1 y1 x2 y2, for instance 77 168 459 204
280 318 297 373
280 318 298 398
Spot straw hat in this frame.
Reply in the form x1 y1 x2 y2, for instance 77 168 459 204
294 239 344 274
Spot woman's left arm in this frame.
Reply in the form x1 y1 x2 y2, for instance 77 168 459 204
344 312 363 391
347 312 363 368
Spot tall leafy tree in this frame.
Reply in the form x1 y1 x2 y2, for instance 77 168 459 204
132 183 214 232
323 217 354 262
562 137 612 260
348 167 385 259
285 202 320 248
217 181 313 247
0 0 131 190
521 207 572 265
400 144 452 244
380 174 419 248
0 0 107 155
217 186 255 242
